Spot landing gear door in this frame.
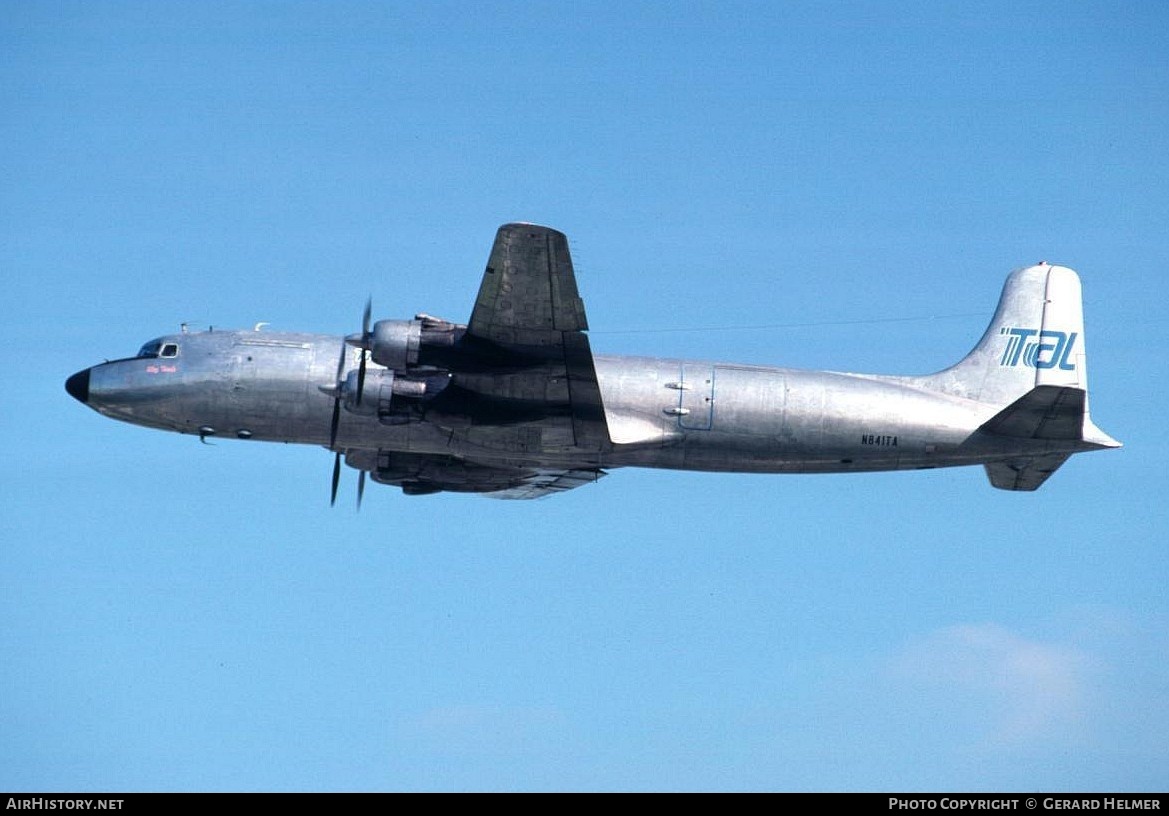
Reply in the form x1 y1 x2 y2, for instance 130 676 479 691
679 363 714 430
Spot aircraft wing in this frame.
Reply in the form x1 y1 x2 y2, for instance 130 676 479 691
469 222 589 341
443 223 610 453
484 467 607 499
361 450 606 499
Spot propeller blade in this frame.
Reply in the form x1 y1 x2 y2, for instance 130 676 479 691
356 298 372 406
328 398 341 450
328 340 347 449
356 351 367 406
329 300 371 505
334 334 349 381
330 451 342 507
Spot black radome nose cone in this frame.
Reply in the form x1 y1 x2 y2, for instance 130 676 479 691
65 368 90 404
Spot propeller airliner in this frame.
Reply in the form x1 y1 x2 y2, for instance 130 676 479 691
66 223 1120 502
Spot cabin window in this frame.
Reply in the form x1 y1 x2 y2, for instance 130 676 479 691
160 343 179 358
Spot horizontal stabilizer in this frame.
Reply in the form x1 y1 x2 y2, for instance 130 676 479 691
978 385 1085 440
985 454 1072 491
977 385 1119 490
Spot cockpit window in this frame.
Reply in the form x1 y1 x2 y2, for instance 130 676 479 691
136 340 179 359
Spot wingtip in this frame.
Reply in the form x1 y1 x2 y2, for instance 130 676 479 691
499 221 564 237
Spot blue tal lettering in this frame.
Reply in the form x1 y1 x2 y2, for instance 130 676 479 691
1058 332 1079 370
1034 330 1067 370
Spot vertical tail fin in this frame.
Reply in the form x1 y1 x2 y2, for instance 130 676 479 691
920 263 1121 488
922 263 1087 404
916 264 1119 491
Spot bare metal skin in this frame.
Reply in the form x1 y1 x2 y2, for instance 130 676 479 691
65 224 1119 500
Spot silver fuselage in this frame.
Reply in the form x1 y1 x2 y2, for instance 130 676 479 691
76 328 1092 477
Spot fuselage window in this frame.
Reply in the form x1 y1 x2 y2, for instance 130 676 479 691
160 343 179 358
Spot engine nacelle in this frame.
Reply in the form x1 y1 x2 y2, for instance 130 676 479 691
341 367 449 420
416 313 461 348
342 368 396 417
370 320 421 370
363 315 462 370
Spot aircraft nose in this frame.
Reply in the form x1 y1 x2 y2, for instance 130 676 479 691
65 368 90 404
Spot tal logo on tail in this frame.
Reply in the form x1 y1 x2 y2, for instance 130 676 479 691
999 327 1079 370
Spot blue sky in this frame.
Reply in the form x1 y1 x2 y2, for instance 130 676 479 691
2 1 1166 792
